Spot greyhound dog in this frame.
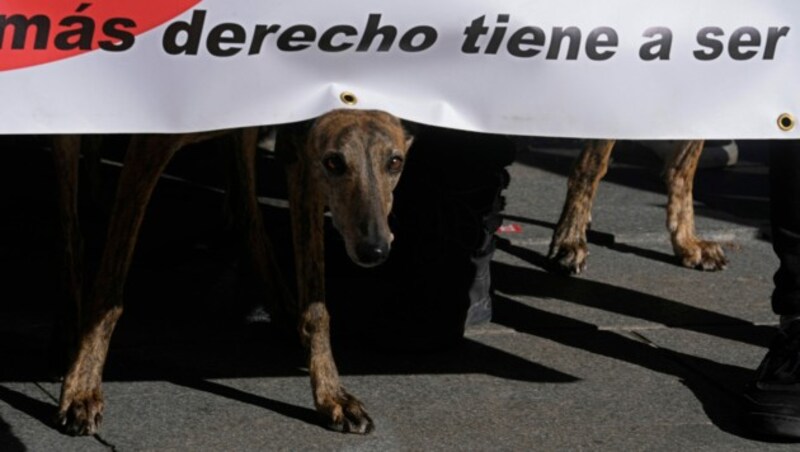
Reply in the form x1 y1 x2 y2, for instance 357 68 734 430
548 139 728 275
56 109 411 436
54 128 291 435
279 109 412 433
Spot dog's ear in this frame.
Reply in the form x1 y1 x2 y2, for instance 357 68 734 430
401 121 420 151
404 133 414 151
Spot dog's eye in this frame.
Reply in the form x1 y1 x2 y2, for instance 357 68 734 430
387 156 404 174
323 154 347 176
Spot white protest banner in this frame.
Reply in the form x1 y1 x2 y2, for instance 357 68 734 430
0 0 798 139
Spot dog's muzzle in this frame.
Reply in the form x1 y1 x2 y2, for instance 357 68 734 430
354 240 390 267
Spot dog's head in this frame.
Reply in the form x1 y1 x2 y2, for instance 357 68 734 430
308 109 413 267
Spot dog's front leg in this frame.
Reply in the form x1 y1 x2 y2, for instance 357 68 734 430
51 136 84 374
57 134 186 436
285 149 374 434
664 140 727 270
549 139 616 274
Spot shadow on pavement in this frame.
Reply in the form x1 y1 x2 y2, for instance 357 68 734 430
497 219 683 268
492 292 766 440
0 136 776 441
0 413 25 452
490 239 779 439
494 239 774 347
167 378 322 428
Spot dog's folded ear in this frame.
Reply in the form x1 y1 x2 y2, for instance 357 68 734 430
404 132 414 151
401 120 421 151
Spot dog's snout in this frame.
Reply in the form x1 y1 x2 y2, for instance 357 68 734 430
355 241 390 267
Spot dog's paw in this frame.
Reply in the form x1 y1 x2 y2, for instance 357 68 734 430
679 240 728 271
319 390 374 434
57 390 104 436
548 241 589 275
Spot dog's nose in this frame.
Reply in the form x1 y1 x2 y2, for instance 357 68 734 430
355 241 390 266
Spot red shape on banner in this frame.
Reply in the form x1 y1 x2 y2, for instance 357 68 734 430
0 0 201 71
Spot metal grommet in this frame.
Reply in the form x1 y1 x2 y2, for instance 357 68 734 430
778 113 796 132
339 91 358 106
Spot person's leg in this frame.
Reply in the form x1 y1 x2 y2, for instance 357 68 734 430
745 139 800 438
770 139 800 316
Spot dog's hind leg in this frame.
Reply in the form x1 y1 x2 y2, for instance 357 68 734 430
81 135 105 210
664 140 727 270
51 136 84 374
283 134 374 434
549 139 616 274
223 128 294 322
57 134 199 436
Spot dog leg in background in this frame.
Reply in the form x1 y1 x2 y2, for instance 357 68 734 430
664 140 727 270
51 136 84 373
79 135 105 209
549 139 616 274
223 128 294 322
57 133 218 435
284 140 374 434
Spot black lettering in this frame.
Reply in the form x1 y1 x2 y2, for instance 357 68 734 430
207 22 246 56
485 14 509 54
639 27 672 60
729 26 760 60
462 15 489 53
319 25 357 52
507 26 545 58
248 24 281 55
163 9 206 55
0 15 50 49
586 27 617 61
99 18 136 51
694 26 724 60
399 26 436 52
55 16 95 50
276 24 315 51
547 27 581 60
357 14 396 51
764 26 790 59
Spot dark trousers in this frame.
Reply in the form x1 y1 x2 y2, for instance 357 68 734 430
770 140 800 315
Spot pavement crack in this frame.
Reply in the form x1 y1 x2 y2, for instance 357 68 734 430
32 382 58 404
93 433 119 452
625 330 660 348
621 330 745 402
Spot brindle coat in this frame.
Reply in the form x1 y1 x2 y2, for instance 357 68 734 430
55 109 411 436
280 109 412 433
55 129 291 435
549 139 728 274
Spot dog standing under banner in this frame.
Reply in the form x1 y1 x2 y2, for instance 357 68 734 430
278 110 413 432
54 128 291 434
54 109 411 436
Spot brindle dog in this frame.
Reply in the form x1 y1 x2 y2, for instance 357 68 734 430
56 109 411 436
55 128 291 435
549 139 728 274
280 109 412 433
